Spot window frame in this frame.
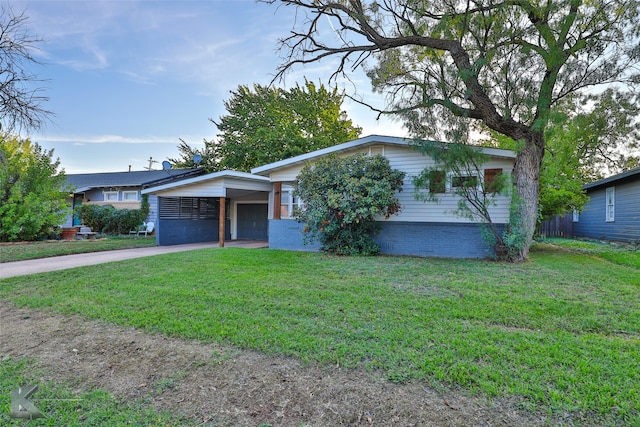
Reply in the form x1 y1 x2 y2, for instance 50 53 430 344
483 168 503 194
103 191 119 202
449 173 480 192
280 190 303 219
427 170 446 194
605 187 615 222
122 190 138 202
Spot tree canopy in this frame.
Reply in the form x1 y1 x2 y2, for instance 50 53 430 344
0 6 51 134
171 80 362 172
486 89 640 218
265 0 640 260
294 153 405 255
0 136 70 241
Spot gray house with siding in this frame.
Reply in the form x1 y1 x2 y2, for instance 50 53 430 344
143 135 517 258
573 167 640 242
64 169 203 229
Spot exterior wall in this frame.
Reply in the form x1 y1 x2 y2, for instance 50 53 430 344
574 180 640 242
269 220 322 252
146 195 158 224
374 221 502 258
269 219 501 258
155 196 231 245
156 219 229 245
152 180 226 198
266 144 513 224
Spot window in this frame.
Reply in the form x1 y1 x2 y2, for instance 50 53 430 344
451 174 479 190
122 191 138 201
428 170 446 194
104 191 118 202
368 145 384 156
484 168 503 193
606 187 615 222
159 197 221 220
280 191 302 218
572 209 580 223
280 191 291 218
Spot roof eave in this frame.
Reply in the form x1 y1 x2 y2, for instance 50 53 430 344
251 134 517 176
141 170 270 195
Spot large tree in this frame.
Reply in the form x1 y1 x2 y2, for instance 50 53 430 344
0 136 70 242
265 0 639 261
0 6 51 134
486 89 640 218
171 80 362 172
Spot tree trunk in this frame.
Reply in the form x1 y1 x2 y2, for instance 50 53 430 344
509 131 545 261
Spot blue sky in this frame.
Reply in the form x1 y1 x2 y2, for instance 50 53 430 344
16 0 406 174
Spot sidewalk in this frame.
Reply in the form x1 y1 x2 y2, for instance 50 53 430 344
0 241 268 279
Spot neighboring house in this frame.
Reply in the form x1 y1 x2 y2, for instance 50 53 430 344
63 169 203 229
143 135 516 258
573 167 640 243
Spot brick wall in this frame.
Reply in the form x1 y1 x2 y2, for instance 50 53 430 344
269 219 503 258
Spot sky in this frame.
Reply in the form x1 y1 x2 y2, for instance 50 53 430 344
14 0 407 174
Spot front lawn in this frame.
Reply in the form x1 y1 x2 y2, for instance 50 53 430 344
1 242 638 424
0 236 157 263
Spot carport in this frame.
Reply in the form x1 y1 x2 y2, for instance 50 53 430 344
141 171 272 247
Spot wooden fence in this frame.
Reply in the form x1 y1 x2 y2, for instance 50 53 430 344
537 214 574 238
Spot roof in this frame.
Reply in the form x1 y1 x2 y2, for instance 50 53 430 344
66 169 204 191
583 167 640 190
141 170 271 195
251 134 517 176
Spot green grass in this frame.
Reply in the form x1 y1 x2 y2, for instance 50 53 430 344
542 237 640 269
0 236 157 263
1 243 639 424
0 358 194 426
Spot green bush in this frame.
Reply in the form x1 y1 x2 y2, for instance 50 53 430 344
0 136 71 242
76 201 146 235
294 153 405 255
107 208 146 234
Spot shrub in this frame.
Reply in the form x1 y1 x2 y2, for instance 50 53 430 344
294 153 405 255
76 203 145 234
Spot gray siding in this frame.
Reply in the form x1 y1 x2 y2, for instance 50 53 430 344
574 180 640 242
269 219 500 258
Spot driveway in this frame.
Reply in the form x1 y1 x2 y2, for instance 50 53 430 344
0 241 268 279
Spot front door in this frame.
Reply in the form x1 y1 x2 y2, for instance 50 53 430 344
73 194 84 226
236 204 268 240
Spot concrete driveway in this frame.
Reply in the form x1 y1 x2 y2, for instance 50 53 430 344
0 241 268 279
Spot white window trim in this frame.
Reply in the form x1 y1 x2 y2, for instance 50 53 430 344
572 209 579 223
280 190 303 219
122 190 139 201
103 191 119 202
605 187 615 222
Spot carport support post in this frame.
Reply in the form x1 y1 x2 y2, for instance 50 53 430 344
273 182 282 220
219 196 225 248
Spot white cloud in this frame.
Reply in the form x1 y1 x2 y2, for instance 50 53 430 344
36 134 180 145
